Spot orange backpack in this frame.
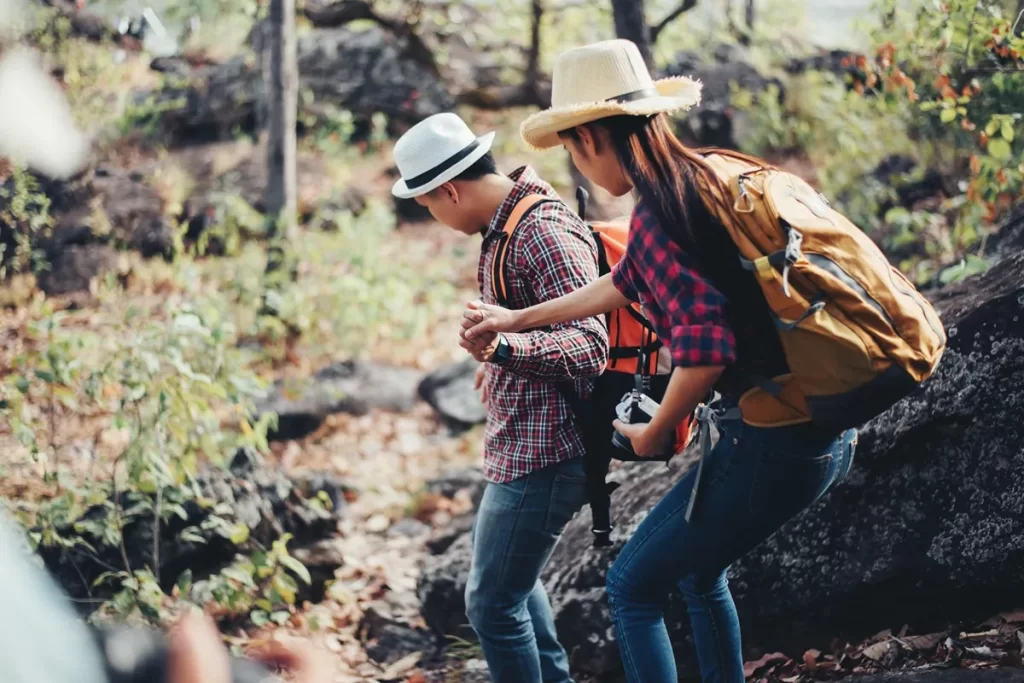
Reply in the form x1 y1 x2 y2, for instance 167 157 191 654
491 187 695 546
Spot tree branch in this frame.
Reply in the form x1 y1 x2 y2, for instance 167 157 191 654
651 0 698 43
526 0 543 82
455 81 550 109
303 0 439 75
456 0 549 110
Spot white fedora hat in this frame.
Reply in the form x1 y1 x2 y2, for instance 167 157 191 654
391 113 496 199
520 39 701 150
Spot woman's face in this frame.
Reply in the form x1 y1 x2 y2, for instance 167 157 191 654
560 126 633 197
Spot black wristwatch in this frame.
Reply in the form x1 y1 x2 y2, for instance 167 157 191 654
490 334 512 364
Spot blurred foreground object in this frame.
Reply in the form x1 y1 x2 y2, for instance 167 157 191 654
0 0 28 36
0 0 90 179
0 46 90 178
0 513 108 683
0 511 286 683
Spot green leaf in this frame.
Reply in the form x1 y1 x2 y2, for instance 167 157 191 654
250 609 270 627
229 523 250 545
280 556 312 585
988 138 1012 161
940 109 957 123
176 569 193 595
92 571 125 588
919 101 938 112
1002 121 1015 142
270 610 291 625
986 118 1000 136
15 377 30 394
179 527 207 544
272 573 297 604
33 370 55 383
221 565 256 589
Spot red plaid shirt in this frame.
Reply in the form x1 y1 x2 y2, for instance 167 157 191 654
478 166 608 483
612 200 738 368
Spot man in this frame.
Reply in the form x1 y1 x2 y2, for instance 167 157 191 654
392 112 607 683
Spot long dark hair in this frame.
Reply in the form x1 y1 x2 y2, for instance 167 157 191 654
562 113 771 286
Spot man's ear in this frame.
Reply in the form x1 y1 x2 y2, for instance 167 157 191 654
439 182 459 204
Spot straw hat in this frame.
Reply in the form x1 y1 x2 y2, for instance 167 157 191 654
391 112 496 199
520 39 701 150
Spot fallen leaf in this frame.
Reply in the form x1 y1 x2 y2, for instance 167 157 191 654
781 677 801 683
964 646 1001 660
901 633 943 651
999 609 1024 624
380 651 423 679
964 629 999 639
861 640 893 661
406 673 427 683
743 652 788 678
803 649 821 670
366 514 391 533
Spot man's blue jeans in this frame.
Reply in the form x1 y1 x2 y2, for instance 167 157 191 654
606 413 858 683
464 457 588 683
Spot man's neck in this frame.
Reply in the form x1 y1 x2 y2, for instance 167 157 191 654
472 174 517 234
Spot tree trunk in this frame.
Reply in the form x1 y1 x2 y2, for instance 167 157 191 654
744 0 755 40
265 0 298 245
262 0 298 317
611 0 653 67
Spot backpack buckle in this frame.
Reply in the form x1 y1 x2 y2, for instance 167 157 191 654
735 176 756 213
782 229 804 297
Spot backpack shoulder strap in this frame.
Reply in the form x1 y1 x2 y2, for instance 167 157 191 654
592 228 611 276
491 193 556 305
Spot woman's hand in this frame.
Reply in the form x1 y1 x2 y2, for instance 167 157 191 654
612 420 673 459
461 300 523 341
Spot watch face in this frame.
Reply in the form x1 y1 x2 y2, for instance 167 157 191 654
495 339 511 361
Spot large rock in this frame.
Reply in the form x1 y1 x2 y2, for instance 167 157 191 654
145 27 454 146
1 165 173 294
256 360 423 441
664 45 784 149
417 358 487 430
417 235 1024 680
38 449 346 610
418 531 474 640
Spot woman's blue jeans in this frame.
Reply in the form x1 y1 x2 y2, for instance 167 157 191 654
606 412 858 683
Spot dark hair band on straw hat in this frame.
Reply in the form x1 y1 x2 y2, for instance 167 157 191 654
404 139 481 189
606 87 660 104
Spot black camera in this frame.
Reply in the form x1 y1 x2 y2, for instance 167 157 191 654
93 625 280 683
612 389 672 460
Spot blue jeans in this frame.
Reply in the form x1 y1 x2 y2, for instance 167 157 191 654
464 457 589 683
606 414 858 683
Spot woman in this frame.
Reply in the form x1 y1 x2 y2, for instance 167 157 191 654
460 39 857 683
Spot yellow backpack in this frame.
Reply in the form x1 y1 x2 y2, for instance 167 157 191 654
698 153 947 430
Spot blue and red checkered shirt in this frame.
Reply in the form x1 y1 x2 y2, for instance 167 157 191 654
477 166 608 483
611 200 738 369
